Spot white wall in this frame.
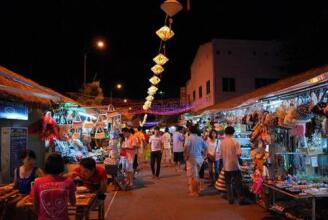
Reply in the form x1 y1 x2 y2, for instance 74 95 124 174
213 39 287 103
185 39 288 111
186 42 215 111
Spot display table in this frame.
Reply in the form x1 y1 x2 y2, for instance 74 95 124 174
0 189 19 202
24 193 97 220
264 183 328 220
0 186 21 219
66 163 105 173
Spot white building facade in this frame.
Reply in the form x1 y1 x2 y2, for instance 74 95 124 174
184 39 288 111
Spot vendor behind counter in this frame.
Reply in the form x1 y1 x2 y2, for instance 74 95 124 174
67 157 107 196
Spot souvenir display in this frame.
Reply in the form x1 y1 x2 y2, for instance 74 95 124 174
186 85 328 218
42 103 122 163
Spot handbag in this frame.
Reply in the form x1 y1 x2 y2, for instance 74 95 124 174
95 114 107 128
72 113 83 129
94 127 106 139
83 120 95 129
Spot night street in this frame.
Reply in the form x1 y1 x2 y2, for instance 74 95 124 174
103 165 267 220
1 1 328 219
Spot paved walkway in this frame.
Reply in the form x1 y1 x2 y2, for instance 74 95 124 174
104 164 271 220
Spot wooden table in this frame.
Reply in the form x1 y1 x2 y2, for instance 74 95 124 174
0 189 20 202
24 193 96 220
0 189 20 219
74 193 97 220
264 183 328 220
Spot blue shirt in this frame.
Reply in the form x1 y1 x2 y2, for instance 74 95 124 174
185 134 207 158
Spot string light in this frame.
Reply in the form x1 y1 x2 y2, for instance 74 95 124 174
141 1 183 126
149 75 161 85
151 64 165 75
153 53 169 65
146 95 154 102
156 25 175 41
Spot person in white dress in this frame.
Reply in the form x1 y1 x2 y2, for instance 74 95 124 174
161 128 172 165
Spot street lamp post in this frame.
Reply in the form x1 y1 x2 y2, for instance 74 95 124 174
83 39 106 86
83 53 87 86
110 83 123 105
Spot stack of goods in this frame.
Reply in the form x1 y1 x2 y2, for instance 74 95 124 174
272 177 328 196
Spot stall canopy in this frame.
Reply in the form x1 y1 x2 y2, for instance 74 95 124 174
0 66 79 106
201 65 328 114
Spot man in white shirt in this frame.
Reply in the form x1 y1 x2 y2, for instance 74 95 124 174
149 127 164 179
161 128 172 166
172 126 185 171
220 126 245 205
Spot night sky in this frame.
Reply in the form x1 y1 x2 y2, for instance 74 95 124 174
1 1 327 100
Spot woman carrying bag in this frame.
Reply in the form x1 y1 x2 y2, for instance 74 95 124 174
206 129 220 184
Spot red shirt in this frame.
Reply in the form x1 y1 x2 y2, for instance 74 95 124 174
30 175 76 220
74 166 107 192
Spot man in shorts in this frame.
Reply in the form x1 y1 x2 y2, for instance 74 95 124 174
184 126 207 197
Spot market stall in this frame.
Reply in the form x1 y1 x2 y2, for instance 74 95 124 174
42 103 122 165
197 65 328 219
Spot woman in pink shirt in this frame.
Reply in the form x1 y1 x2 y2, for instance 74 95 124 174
31 153 76 220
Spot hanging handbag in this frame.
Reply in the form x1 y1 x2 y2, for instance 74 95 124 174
95 114 106 128
94 127 106 139
72 113 83 129
83 119 95 129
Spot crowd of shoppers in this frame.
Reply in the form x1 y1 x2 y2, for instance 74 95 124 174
4 122 246 219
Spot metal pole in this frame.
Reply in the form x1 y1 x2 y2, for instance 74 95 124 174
83 52 87 86
110 89 112 105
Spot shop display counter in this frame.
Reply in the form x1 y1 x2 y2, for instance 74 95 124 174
264 182 328 220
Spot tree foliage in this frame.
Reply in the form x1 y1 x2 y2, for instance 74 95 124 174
78 81 104 106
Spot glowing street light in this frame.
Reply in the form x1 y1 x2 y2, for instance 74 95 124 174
116 83 123 89
123 99 128 103
96 40 105 49
110 83 123 104
84 39 107 86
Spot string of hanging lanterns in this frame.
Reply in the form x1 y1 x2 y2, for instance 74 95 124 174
140 0 183 127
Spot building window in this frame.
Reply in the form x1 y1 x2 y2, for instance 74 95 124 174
253 51 257 56
193 90 196 101
227 50 232 55
264 51 269 56
199 86 203 98
222 78 235 92
255 78 278 89
216 50 220 55
206 80 210 94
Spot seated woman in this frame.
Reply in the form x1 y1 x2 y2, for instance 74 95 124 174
14 150 44 195
68 157 107 195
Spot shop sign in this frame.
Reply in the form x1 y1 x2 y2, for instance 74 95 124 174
0 100 28 120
